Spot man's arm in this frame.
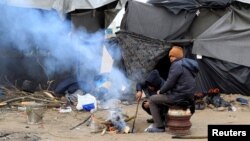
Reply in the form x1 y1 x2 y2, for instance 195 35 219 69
135 82 146 101
159 62 183 94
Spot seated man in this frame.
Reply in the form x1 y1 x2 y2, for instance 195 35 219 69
146 45 199 133
135 69 166 123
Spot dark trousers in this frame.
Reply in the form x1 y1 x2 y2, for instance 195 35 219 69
142 100 151 115
142 100 168 117
149 95 173 128
149 94 195 128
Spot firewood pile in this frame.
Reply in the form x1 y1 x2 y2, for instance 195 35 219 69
1 86 136 135
0 86 64 109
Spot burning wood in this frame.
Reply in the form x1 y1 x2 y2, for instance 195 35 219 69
90 109 135 135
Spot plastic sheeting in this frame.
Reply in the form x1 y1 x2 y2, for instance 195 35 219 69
70 9 120 32
70 10 105 32
148 0 232 14
196 57 250 96
1 0 125 14
115 30 250 96
120 0 196 40
185 8 228 39
116 1 250 96
193 6 250 67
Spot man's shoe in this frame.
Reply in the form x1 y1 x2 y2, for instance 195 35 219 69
145 127 165 133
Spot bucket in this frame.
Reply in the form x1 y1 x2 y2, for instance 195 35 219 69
26 104 45 124
167 107 192 136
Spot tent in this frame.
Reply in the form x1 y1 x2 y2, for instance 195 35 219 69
114 0 250 96
1 0 127 32
1 0 126 14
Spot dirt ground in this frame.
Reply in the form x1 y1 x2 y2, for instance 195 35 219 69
0 94 250 141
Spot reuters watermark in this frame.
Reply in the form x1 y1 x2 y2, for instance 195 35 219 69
208 125 249 140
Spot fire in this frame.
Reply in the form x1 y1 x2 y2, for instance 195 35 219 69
90 109 132 135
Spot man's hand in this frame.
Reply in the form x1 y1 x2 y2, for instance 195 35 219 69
143 101 149 108
136 91 142 102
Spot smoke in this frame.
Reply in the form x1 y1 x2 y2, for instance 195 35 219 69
0 3 133 102
0 4 103 81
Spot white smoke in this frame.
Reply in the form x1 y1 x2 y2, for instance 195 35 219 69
0 4 103 78
0 4 132 102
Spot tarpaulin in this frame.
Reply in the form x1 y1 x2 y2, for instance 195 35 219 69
193 6 250 67
148 0 232 14
120 0 196 40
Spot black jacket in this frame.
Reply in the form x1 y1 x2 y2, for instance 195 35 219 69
159 58 199 102
136 70 165 97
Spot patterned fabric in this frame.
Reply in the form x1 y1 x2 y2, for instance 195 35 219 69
116 31 169 82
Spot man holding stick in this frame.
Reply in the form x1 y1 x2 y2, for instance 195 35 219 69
135 69 166 124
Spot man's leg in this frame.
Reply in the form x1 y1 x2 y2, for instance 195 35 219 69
149 95 172 128
142 100 155 123
142 100 151 115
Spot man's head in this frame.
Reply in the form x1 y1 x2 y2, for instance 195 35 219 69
169 45 184 63
145 70 163 91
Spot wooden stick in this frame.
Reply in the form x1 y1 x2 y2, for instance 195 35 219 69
172 135 208 139
0 96 28 103
101 126 107 136
11 102 60 108
124 115 136 122
27 96 57 103
1 95 64 104
70 114 92 130
131 101 140 133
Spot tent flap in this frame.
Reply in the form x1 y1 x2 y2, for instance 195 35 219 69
2 0 126 14
196 57 250 96
148 0 232 14
193 6 250 67
120 0 196 40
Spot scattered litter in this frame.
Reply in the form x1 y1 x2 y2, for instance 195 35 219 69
228 105 237 112
236 97 248 105
121 101 133 105
17 106 27 111
59 106 72 113
206 93 231 108
216 107 227 111
76 93 97 112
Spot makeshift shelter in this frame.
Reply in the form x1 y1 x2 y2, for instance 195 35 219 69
1 0 126 15
115 0 250 96
1 0 127 32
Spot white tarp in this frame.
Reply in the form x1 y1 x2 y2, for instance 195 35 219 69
236 0 250 4
100 46 114 73
1 0 55 10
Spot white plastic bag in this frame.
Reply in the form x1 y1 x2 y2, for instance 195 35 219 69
76 93 97 112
